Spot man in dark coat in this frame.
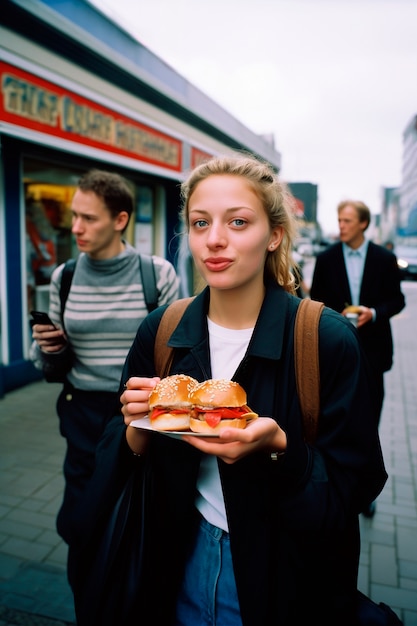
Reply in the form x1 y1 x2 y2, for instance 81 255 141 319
310 199 405 515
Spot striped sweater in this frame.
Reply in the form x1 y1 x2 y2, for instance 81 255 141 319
30 243 179 391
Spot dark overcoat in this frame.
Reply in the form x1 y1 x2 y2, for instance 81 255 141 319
70 282 387 626
310 241 405 373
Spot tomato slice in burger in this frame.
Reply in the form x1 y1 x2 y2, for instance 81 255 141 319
204 412 222 428
220 407 245 418
202 407 246 427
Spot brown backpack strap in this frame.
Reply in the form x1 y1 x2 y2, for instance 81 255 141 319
294 298 325 443
154 297 195 377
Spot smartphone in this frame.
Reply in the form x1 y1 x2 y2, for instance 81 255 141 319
30 310 57 329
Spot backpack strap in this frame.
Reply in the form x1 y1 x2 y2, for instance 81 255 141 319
139 254 158 314
294 298 325 444
59 258 77 328
154 297 195 377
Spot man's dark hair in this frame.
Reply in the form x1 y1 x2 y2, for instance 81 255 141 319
78 170 134 221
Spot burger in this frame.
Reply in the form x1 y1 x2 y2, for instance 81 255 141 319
189 379 258 434
148 374 198 431
344 305 362 314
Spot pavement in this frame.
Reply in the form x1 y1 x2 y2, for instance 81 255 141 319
0 282 417 625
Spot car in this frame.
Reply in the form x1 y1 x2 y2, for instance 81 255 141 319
292 249 305 269
297 242 314 257
395 245 417 281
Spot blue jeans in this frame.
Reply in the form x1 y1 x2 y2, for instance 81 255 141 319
174 514 243 626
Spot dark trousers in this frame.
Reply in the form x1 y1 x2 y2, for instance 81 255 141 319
56 384 119 545
364 367 384 515
371 369 385 426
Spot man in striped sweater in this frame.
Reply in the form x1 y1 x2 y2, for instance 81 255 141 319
30 169 179 545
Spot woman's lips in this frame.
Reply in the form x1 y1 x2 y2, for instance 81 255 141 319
204 257 233 272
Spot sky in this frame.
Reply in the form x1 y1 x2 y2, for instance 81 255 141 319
90 0 417 235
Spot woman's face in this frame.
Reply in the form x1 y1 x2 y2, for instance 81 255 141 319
188 174 282 292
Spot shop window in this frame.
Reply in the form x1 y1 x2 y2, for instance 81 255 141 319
25 181 77 311
24 159 156 311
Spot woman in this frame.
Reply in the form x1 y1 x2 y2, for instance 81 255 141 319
70 155 387 626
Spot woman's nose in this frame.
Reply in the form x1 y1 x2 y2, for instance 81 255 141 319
206 224 227 248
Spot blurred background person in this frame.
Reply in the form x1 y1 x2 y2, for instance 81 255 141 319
30 169 180 548
310 199 405 516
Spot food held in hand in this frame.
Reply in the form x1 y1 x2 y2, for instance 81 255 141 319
148 374 198 431
345 305 361 314
189 379 258 433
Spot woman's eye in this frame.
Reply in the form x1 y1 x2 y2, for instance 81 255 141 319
231 218 247 227
193 219 208 228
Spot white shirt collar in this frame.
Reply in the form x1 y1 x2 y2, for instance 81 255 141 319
343 240 368 258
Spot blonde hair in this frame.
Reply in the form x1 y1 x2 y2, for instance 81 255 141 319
180 154 298 294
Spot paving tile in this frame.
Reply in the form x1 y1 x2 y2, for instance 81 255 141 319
400 577 417 592
0 561 75 621
398 528 417 561
0 521 40 542
371 544 398 585
399 559 417 581
18 499 51 514
371 582 417 613
0 555 22 580
45 542 68 568
1 538 52 562
0 605 74 625
360 524 396 547
0 497 21 510
6 511 55 533
403 609 417 626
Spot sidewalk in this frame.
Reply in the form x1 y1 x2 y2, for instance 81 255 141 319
0 381 75 625
0 283 417 625
357 282 417 625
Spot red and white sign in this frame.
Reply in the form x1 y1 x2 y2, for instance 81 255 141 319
1 62 182 171
190 146 213 169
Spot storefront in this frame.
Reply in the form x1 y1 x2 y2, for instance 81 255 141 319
0 0 281 395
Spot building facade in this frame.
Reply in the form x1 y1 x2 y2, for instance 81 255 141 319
378 187 401 245
399 114 417 239
0 0 281 395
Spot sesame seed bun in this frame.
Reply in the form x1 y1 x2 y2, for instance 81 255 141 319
189 379 257 433
190 379 247 408
148 374 198 431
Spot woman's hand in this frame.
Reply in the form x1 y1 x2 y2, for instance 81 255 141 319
32 323 67 352
181 417 287 464
121 376 161 456
120 376 160 425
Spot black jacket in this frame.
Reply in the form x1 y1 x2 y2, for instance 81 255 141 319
71 282 387 626
310 241 405 373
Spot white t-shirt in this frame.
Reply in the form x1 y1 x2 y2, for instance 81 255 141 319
195 318 253 531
